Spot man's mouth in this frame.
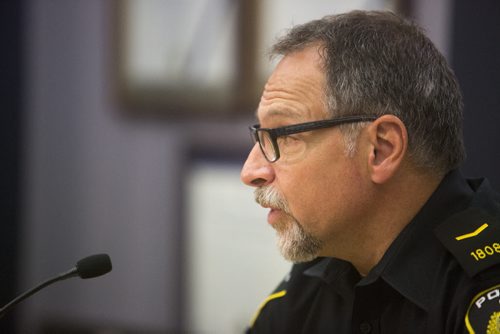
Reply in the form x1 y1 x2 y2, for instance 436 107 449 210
267 208 285 226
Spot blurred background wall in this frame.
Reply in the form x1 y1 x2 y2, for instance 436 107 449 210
1 0 498 333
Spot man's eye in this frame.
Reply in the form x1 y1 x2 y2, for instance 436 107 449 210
278 135 301 146
277 135 306 159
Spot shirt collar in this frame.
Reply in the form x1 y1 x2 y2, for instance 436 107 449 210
303 169 478 311
304 257 361 300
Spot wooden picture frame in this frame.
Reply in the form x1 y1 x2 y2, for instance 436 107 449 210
113 0 260 118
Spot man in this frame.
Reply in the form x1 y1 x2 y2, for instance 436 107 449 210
240 10 500 334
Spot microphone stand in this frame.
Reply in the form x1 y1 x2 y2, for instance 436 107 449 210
0 268 77 319
0 253 111 319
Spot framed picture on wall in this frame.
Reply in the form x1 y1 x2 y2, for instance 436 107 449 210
113 0 260 117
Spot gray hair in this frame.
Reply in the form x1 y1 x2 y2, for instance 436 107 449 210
270 10 465 174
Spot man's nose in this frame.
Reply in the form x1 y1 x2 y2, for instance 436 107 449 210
241 144 275 187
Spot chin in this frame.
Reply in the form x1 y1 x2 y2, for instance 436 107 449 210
276 219 323 263
282 252 319 263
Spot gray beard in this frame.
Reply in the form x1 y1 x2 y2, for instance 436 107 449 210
274 215 322 263
255 186 323 263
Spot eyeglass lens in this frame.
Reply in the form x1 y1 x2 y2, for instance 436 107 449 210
258 131 277 161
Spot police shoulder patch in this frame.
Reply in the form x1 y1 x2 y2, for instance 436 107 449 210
465 284 500 334
434 207 500 277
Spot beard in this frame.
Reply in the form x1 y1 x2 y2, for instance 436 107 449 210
254 185 322 263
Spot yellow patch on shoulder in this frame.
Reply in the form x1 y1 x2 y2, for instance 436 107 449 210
466 284 500 334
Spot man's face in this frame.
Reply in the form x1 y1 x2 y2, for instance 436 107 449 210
241 46 372 262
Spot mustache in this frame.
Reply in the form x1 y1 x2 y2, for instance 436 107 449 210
254 186 290 213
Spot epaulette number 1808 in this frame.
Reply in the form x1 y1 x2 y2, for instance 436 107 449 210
470 242 500 261
435 208 500 277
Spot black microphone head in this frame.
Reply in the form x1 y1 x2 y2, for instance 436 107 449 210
76 254 112 279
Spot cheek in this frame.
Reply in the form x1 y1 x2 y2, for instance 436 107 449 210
277 165 337 219
274 130 367 222
278 158 366 225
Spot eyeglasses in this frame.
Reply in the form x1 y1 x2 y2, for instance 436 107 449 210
249 115 378 163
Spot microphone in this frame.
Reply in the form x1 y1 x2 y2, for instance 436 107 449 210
0 253 112 319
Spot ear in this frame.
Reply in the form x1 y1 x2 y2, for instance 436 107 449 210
366 115 408 184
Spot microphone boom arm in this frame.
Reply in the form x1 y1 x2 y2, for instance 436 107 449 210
0 268 76 318
0 253 111 319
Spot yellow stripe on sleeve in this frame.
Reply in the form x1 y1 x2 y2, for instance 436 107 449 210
249 290 287 327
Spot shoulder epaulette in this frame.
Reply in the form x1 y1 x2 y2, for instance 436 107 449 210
434 207 500 277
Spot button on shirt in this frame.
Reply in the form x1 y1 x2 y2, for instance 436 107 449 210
247 170 500 333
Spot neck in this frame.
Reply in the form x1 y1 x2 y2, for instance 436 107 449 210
326 168 443 276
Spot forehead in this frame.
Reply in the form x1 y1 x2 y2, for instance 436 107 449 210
256 46 327 123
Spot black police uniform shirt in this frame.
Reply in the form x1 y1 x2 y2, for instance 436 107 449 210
246 170 500 334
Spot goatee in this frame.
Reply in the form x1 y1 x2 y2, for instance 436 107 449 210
254 186 322 262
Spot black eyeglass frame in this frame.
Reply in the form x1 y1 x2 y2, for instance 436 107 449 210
249 115 378 162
